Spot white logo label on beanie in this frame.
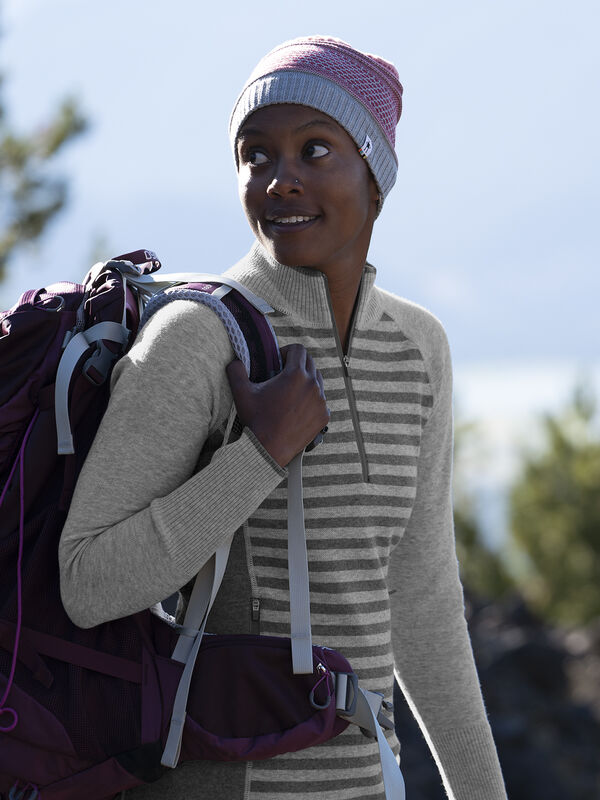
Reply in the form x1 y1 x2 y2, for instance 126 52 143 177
358 134 373 159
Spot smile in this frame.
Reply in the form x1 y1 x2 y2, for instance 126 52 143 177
266 215 318 225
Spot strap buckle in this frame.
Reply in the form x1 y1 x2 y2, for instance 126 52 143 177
334 671 359 716
336 679 394 739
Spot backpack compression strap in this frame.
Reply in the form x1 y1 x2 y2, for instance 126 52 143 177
55 322 130 455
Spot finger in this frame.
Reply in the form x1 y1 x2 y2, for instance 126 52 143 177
225 359 250 395
315 368 325 398
281 343 306 372
305 352 318 381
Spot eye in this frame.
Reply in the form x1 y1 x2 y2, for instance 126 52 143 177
304 143 329 159
248 149 269 166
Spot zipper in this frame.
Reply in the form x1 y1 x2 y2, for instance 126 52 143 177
242 522 261 634
323 279 370 483
250 597 261 635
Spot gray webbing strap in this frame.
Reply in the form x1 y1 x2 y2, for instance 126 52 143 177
360 689 406 800
161 628 204 767
161 537 233 767
287 452 313 674
336 681 405 799
160 451 312 766
125 272 274 314
55 321 129 455
170 539 232 664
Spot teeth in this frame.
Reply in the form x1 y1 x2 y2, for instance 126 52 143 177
271 215 315 224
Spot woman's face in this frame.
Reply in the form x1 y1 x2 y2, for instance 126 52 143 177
236 104 379 280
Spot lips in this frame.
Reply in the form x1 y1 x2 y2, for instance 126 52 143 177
265 211 319 226
269 215 316 224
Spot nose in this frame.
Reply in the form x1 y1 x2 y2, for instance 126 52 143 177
267 161 303 197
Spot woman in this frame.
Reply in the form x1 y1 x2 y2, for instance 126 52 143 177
60 36 507 799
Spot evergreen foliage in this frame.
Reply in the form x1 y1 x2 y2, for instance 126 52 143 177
509 386 600 625
453 419 514 599
0 67 87 280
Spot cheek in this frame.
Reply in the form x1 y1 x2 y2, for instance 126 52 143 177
338 160 378 216
238 173 259 227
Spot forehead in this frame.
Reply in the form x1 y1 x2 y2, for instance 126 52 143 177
238 104 348 140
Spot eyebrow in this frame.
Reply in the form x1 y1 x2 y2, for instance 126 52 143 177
238 117 337 139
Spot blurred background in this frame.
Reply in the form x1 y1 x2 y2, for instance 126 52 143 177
1 0 598 796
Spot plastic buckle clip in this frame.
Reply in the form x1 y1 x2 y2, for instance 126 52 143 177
335 672 359 717
83 340 123 386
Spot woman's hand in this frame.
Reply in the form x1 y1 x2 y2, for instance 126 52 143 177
226 344 329 467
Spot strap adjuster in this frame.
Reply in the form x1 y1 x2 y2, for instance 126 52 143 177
334 672 359 716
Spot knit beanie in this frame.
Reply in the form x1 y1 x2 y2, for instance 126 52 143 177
229 35 403 202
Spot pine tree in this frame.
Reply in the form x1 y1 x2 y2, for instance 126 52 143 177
0 68 87 280
509 385 600 625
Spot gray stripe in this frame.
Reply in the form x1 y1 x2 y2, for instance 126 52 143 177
354 666 395 682
301 473 418 488
254 752 382 772
322 367 428 383
332 409 425 424
253 555 387 571
265 619 390 636
274 324 338 339
364 432 421 446
251 535 398 551
315 430 421 446
262 577 387 593
263 597 390 615
250 773 384 793
249 514 409 529
258 494 413 510
328 641 392 658
353 328 408 342
325 388 433 405
307 452 418 467
350 347 422 362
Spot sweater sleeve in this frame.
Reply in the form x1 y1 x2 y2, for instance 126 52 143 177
388 322 507 800
59 299 286 629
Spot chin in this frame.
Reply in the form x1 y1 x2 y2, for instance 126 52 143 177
262 241 312 269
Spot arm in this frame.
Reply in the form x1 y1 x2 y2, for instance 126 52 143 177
388 326 507 799
59 300 286 628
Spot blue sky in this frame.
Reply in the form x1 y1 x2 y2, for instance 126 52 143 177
2 0 598 544
1 0 598 417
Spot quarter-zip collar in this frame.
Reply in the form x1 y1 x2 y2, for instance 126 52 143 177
225 242 382 331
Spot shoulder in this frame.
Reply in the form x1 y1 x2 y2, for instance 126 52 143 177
374 286 450 358
131 299 234 366
110 299 235 392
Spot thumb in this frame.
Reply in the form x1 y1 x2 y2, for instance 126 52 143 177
226 358 251 400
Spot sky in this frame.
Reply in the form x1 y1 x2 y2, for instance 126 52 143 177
1 0 598 538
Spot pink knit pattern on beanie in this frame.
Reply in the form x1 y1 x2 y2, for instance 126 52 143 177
230 35 403 201
247 36 403 150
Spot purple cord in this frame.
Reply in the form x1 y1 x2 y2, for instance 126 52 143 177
0 409 39 733
309 663 334 710
9 781 40 799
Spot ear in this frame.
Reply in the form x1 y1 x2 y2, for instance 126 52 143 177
368 174 382 218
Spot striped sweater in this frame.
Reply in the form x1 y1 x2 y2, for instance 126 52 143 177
59 243 507 799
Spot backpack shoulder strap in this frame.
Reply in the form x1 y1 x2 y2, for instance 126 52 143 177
138 276 281 382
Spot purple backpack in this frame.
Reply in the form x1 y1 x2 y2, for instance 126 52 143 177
0 253 399 800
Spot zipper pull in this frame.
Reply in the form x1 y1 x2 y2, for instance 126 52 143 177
251 597 261 634
342 354 350 370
